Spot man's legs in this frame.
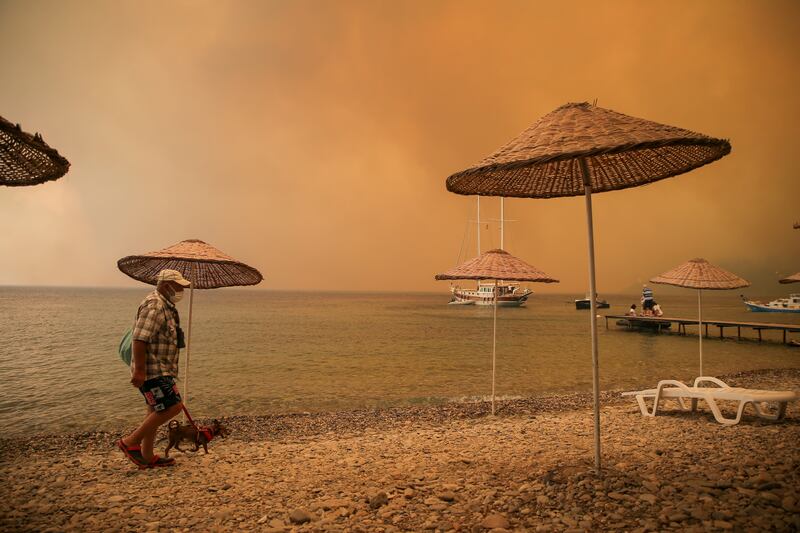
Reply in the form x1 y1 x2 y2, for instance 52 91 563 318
122 401 183 461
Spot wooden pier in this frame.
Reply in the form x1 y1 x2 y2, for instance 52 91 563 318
604 315 800 344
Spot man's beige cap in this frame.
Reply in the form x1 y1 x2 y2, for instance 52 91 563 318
156 269 191 287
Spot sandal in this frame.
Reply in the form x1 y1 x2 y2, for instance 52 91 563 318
141 455 176 469
117 439 146 467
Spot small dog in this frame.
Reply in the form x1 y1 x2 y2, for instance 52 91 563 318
164 418 228 457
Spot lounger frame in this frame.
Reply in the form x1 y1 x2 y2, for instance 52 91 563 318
622 377 796 425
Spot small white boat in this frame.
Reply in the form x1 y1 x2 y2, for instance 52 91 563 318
450 282 532 307
741 294 800 313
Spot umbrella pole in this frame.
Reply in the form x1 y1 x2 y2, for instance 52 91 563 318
184 263 196 412
581 159 601 471
698 289 703 377
492 279 498 416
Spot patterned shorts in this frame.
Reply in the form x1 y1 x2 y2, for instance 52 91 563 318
139 376 182 412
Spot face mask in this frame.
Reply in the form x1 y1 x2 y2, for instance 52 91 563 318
163 285 184 303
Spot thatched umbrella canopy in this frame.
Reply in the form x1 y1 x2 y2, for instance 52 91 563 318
118 239 263 406
436 249 558 415
435 248 559 283
445 102 731 469
651 258 749 377
1 115 70 186
117 239 263 289
779 272 800 284
446 102 730 198
651 258 749 290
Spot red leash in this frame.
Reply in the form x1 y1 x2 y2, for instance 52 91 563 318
181 404 214 442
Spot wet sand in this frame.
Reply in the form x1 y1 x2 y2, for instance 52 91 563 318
1 368 798 532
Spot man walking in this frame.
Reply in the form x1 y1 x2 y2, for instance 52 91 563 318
118 269 190 468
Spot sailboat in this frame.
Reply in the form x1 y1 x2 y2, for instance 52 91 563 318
448 198 533 306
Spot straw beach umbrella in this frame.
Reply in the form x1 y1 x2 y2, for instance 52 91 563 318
435 249 559 415
118 239 263 405
1 115 70 186
650 258 749 377
446 102 731 468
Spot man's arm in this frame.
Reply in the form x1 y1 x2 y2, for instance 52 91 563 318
131 340 148 388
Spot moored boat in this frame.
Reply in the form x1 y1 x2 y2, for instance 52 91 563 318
450 282 532 306
741 294 800 313
575 296 610 310
447 197 533 307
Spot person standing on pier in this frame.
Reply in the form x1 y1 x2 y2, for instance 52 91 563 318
641 285 655 315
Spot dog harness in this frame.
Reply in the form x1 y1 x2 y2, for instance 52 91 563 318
182 405 215 443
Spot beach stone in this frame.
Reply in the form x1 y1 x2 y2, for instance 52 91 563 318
438 490 457 502
313 498 350 511
377 506 396 518
268 518 284 528
214 508 233 521
641 481 659 492
536 495 550 505
368 491 388 509
561 516 578 527
639 494 657 504
288 509 312 524
713 520 733 530
480 513 510 529
782 496 798 512
712 510 734 520
753 472 772 484
404 488 416 498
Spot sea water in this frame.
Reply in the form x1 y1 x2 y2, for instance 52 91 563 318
0 287 798 436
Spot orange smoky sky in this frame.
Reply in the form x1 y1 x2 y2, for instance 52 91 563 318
1 0 798 295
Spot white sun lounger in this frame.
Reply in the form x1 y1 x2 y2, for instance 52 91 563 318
622 377 799 425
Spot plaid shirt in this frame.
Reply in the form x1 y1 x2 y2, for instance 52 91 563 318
131 290 181 380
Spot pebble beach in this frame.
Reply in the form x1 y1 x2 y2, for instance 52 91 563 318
1 368 798 532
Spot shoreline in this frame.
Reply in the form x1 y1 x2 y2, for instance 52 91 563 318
1 367 798 532
0 368 800 456
1 367 798 460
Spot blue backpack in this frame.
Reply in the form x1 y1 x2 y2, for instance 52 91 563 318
118 327 133 365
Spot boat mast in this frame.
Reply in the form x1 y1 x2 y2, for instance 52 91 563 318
477 196 481 255
500 197 504 250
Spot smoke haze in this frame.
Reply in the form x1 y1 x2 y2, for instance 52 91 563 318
1 0 798 295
